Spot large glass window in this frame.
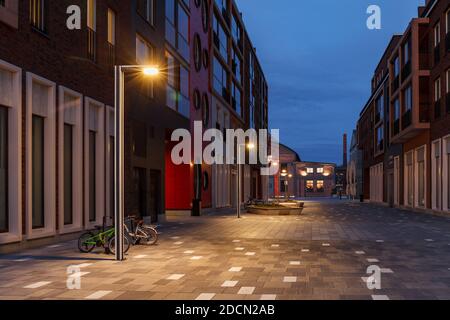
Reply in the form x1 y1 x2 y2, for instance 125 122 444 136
393 56 399 77
89 131 96 222
231 14 241 46
137 0 154 25
231 82 241 117
232 47 241 83
434 22 440 47
0 106 7 233
376 125 383 152
316 180 324 192
166 52 190 118
434 142 441 210
213 56 228 100
403 38 411 64
394 99 400 120
64 124 73 225
375 94 383 121
165 0 176 46
404 85 412 111
306 180 314 193
213 14 228 61
30 0 47 32
406 152 414 206
32 115 45 229
136 35 154 98
178 5 189 61
166 0 189 62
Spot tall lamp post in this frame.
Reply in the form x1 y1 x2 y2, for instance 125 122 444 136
114 65 159 261
237 143 255 218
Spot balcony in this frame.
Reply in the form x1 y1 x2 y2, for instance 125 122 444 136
434 44 440 66
87 27 96 62
402 110 412 130
401 61 411 81
434 99 441 119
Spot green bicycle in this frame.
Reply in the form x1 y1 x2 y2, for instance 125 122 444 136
78 223 131 254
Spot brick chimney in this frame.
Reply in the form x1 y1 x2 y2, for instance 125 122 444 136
343 133 348 167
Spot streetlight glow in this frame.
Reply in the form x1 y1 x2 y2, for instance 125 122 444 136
247 143 255 149
143 66 159 76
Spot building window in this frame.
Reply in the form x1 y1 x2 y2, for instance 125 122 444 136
137 0 154 25
231 82 241 117
166 0 189 62
435 77 441 118
393 56 399 78
375 94 383 122
136 35 154 98
107 9 116 66
434 22 441 47
213 14 228 62
87 0 97 62
317 168 324 174
417 147 425 208
403 38 411 64
88 131 96 222
29 0 46 32
0 106 7 233
404 85 412 111
63 124 73 225
316 180 324 192
166 52 190 118
231 14 241 47
376 125 383 152
231 47 241 83
213 56 229 101
306 168 314 174
306 180 314 192
433 141 441 210
32 115 45 229
406 151 414 206
132 121 147 158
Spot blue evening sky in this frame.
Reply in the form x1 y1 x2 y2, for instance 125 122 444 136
236 0 425 164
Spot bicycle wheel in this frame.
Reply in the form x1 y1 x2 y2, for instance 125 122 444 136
78 232 96 253
108 235 131 255
141 227 158 245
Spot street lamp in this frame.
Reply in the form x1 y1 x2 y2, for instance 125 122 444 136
237 143 255 218
114 65 159 261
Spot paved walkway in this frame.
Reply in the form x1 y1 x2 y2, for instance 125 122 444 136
1 200 450 300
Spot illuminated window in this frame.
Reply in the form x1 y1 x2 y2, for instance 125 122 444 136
316 180 324 192
306 180 314 192
30 0 46 32
317 168 324 174
306 168 314 174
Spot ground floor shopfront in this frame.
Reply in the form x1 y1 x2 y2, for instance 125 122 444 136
0 58 191 247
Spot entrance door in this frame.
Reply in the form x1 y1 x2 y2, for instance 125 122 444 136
134 167 147 217
149 170 160 223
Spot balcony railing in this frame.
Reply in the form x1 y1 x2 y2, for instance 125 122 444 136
402 110 412 130
401 61 411 81
87 27 96 62
434 44 440 66
392 76 400 92
434 99 441 119
393 119 400 136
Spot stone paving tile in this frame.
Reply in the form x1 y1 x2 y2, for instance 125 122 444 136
0 200 450 300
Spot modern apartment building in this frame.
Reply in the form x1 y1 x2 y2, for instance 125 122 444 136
355 0 450 214
0 0 269 248
210 0 269 209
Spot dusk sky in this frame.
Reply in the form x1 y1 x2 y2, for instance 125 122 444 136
236 0 425 164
